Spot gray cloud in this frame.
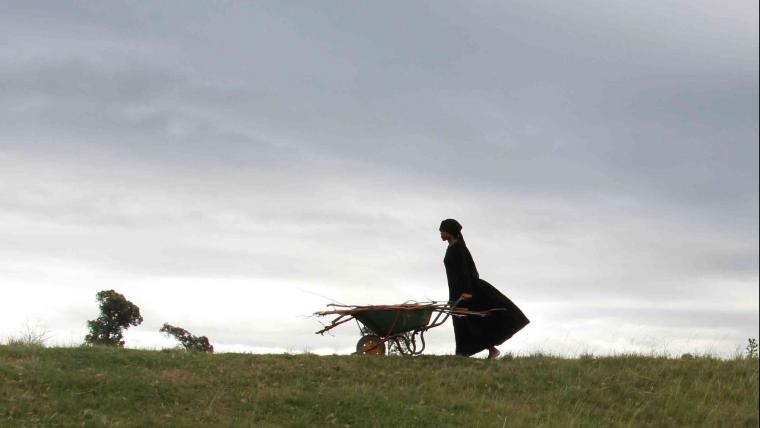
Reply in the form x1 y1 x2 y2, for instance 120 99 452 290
1 0 756 354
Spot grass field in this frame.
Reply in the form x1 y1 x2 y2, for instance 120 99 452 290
1 345 757 427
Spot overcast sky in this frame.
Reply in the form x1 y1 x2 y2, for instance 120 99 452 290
1 1 757 357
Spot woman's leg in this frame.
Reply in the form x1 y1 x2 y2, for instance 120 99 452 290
488 347 501 359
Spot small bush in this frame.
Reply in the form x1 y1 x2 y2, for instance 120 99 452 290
746 338 758 359
160 323 214 353
4 322 49 347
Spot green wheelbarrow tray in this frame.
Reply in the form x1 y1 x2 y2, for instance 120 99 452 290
353 308 433 336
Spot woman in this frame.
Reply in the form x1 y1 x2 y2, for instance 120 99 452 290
440 218 530 358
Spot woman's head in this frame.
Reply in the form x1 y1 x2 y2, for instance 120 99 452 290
439 218 463 240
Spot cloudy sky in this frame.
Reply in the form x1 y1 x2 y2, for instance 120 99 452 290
1 1 757 357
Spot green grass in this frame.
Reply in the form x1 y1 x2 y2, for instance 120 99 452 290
1 346 757 427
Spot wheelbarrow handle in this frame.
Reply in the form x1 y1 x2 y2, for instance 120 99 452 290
426 297 465 329
450 296 464 309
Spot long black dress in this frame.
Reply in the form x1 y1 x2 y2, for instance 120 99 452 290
444 240 530 356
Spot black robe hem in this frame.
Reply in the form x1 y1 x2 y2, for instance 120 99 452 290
452 279 530 357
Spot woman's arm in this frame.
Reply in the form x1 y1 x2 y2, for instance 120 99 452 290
451 244 474 299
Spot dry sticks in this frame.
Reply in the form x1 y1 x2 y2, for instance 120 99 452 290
313 301 503 335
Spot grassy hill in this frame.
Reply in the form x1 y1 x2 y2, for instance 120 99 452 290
1 345 757 427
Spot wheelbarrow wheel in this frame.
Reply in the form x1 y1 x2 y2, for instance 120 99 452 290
356 335 386 355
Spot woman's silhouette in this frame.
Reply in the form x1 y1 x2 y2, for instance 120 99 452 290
440 218 530 358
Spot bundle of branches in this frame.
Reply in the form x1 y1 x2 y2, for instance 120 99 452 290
313 301 504 335
315 301 500 316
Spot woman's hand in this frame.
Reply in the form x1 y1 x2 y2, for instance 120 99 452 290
460 293 472 301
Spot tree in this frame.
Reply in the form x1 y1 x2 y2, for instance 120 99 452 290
160 323 214 353
84 290 143 347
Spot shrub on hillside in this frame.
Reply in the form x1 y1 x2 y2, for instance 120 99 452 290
84 290 143 347
747 338 758 359
5 322 49 347
160 323 214 353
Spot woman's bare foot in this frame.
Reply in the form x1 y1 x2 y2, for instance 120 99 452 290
488 347 501 359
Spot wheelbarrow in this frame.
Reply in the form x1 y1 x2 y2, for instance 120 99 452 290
314 300 499 355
